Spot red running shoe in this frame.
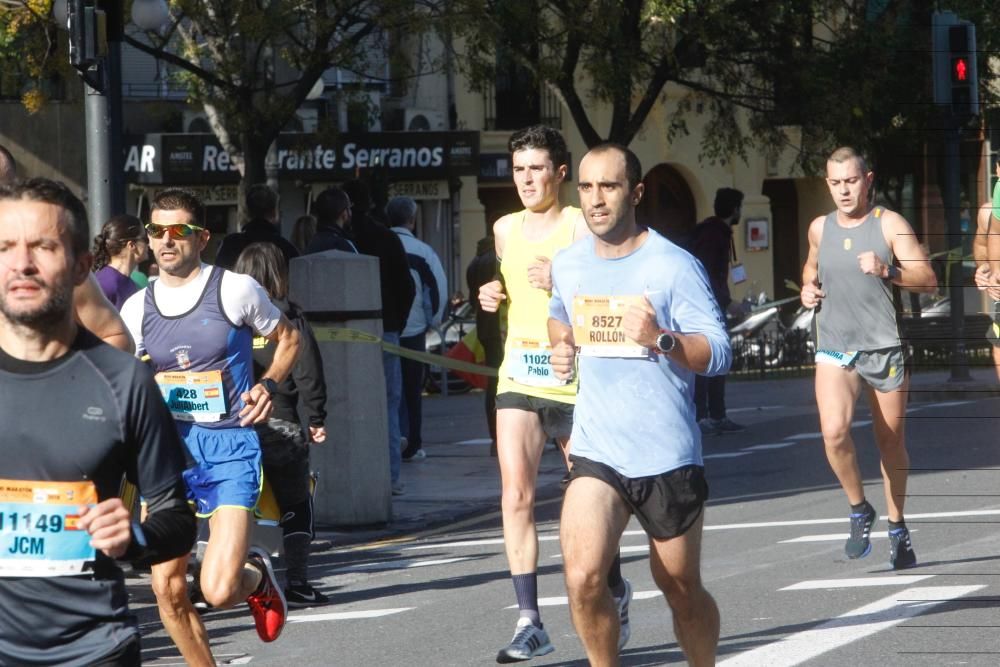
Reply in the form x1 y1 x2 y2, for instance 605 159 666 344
246 547 287 642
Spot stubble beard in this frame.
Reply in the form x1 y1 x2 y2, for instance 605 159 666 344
0 277 74 330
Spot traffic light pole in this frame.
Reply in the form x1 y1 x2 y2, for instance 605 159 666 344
942 116 970 381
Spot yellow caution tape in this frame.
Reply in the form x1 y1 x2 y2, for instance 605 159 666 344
312 326 498 377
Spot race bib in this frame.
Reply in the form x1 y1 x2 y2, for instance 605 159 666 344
155 370 227 422
572 295 648 358
815 349 859 368
0 480 97 577
506 338 565 387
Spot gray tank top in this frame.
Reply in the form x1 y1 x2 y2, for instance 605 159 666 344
816 207 900 351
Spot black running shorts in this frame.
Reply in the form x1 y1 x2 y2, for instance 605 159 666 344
495 392 574 440
567 456 708 540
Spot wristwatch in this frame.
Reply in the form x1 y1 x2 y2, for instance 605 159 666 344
259 377 279 396
655 331 676 354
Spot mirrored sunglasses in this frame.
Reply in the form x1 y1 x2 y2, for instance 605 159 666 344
145 223 204 239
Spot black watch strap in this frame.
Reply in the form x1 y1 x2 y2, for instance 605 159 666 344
260 377 279 395
655 332 676 354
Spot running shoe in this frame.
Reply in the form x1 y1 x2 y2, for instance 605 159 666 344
710 417 745 432
246 547 287 642
844 504 878 559
403 448 426 461
496 617 554 663
616 578 633 651
889 526 917 570
391 481 406 496
189 581 211 613
697 418 720 436
285 583 329 608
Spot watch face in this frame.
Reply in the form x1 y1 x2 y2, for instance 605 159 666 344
657 333 674 353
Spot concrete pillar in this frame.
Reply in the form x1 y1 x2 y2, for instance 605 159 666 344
289 250 390 525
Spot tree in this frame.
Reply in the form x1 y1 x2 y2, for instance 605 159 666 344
448 0 999 186
125 0 425 219
0 1 428 218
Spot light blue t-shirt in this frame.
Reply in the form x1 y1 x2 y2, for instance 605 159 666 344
549 229 731 478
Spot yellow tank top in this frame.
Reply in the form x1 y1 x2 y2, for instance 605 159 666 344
497 207 580 403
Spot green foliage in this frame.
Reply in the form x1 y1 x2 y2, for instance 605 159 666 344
449 0 999 178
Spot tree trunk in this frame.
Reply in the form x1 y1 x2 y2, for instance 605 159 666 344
236 132 271 226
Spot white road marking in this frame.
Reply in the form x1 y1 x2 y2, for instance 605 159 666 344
779 530 917 543
706 509 1000 532
783 431 823 440
403 536 559 551
703 452 751 459
288 608 413 623
454 438 494 446
550 544 648 559
924 400 973 408
506 590 663 608
741 442 797 451
717 585 985 666
332 556 474 573
780 575 933 590
728 405 786 413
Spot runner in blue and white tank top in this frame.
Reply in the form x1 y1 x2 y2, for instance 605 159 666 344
800 147 937 570
120 189 302 662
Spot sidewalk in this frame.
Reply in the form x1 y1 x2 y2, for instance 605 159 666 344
318 368 999 548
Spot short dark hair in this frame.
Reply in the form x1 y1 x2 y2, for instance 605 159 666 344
151 188 205 225
587 143 643 191
313 187 351 226
0 178 89 257
828 146 869 174
245 184 278 221
340 179 372 213
508 125 570 171
93 214 144 270
714 188 744 219
234 242 289 300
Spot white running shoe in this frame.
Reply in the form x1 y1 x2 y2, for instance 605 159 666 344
496 617 554 663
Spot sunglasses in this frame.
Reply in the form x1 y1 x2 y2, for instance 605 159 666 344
145 223 204 240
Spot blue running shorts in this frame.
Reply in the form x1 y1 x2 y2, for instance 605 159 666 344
178 423 263 518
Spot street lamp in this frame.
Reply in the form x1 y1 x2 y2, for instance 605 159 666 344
131 0 169 32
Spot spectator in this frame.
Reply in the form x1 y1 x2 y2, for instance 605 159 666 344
388 196 448 462
215 184 300 270
305 187 358 254
234 242 330 607
342 180 415 493
691 187 745 435
466 235 503 454
291 214 318 252
92 214 149 309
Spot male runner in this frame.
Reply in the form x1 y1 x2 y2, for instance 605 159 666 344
973 164 1000 379
0 142 133 352
548 144 729 666
121 189 301 665
0 178 195 665
479 125 629 662
800 147 937 569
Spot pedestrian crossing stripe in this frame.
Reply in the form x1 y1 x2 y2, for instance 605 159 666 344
780 575 933 590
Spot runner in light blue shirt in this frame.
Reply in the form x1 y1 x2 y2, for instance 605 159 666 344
547 143 730 665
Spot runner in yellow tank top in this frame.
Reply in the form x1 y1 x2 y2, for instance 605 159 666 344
478 126 631 662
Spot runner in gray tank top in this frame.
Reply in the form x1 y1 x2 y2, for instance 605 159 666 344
800 147 937 570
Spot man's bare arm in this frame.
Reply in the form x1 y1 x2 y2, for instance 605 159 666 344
74 274 134 353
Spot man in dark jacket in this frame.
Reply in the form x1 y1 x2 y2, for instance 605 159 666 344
215 184 300 269
341 179 415 494
690 187 744 435
467 235 503 453
305 187 358 254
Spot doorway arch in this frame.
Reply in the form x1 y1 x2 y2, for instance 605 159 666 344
636 163 697 245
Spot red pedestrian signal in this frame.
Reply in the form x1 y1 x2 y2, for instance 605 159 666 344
953 57 968 82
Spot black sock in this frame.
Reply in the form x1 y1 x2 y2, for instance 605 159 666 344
512 573 541 627
850 500 871 514
607 552 625 598
888 519 906 531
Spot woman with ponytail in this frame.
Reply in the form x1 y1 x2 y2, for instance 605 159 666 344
92 214 148 309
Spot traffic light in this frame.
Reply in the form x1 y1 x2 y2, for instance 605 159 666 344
932 12 979 119
67 0 106 71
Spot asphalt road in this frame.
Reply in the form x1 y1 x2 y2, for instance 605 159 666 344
131 394 1000 666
